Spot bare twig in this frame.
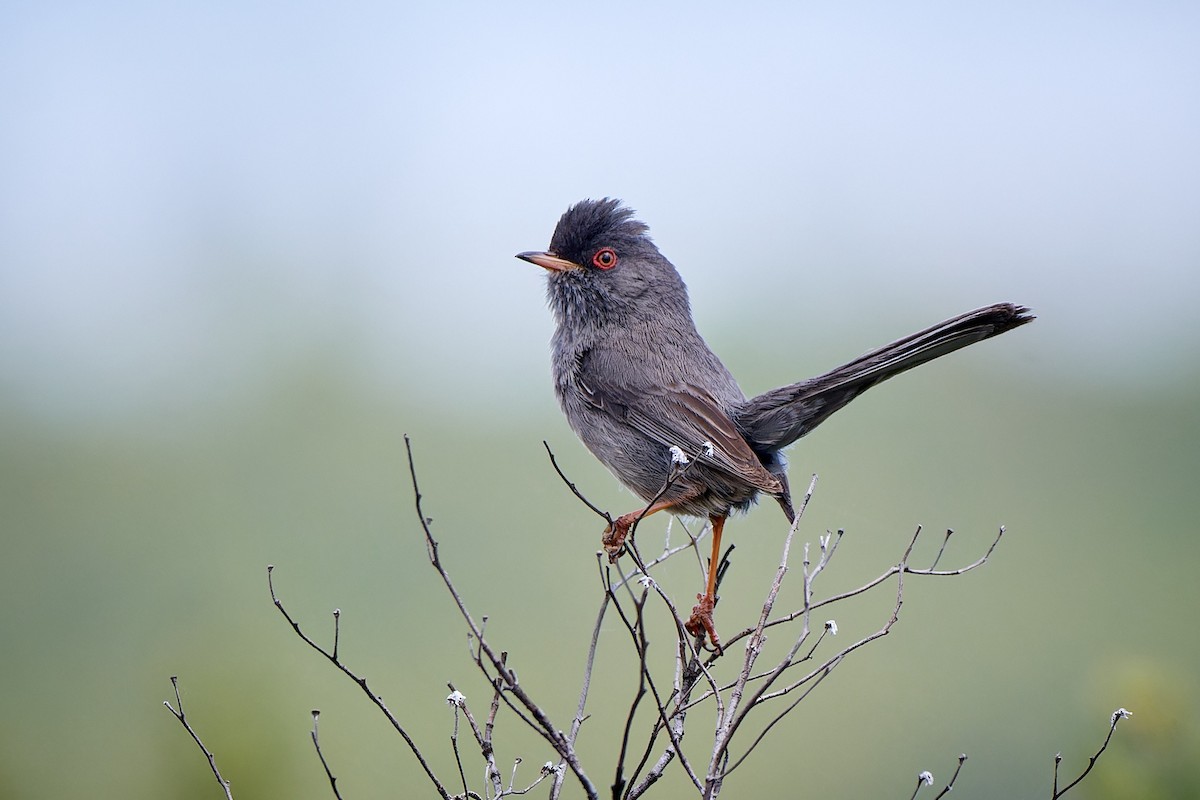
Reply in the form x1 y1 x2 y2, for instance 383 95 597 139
907 525 1005 577
717 525 1005 653
273 434 1043 799
544 440 613 525
626 645 714 800
332 608 341 660
909 769 935 799
406 435 599 800
541 440 726 796
1052 708 1132 798
625 454 706 563
447 691 470 799
611 524 709 591
722 549 906 778
604 559 709 796
550 595 609 800
163 676 234 800
447 683 503 799
928 528 953 570
931 754 967 800
309 710 343 800
268 566 451 800
163 424 1110 800
702 475 818 793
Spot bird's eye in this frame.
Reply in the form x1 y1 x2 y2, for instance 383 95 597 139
592 247 618 270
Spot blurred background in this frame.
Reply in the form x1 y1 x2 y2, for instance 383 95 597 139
3 1 1198 797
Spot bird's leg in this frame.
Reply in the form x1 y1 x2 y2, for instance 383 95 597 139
685 515 726 652
602 498 677 563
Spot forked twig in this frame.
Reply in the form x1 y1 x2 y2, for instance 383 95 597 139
446 683 503 798
931 754 967 800
268 566 451 800
407 435 599 800
163 676 234 800
165 432 1120 800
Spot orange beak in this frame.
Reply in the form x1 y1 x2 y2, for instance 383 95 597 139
516 250 582 272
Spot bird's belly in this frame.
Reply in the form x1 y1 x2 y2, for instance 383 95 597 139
561 395 669 502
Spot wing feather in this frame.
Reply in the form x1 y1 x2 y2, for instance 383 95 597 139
578 375 782 495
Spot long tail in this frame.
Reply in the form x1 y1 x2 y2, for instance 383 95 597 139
736 303 1034 451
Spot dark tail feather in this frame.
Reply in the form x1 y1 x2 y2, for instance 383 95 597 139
737 303 1034 451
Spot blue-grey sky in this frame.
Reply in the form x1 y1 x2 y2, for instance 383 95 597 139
2 1 1197 419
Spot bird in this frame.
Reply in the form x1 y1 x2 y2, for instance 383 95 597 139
517 198 1033 649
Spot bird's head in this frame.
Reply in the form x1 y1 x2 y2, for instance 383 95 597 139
517 198 689 328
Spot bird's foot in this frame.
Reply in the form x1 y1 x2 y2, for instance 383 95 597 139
602 513 637 563
685 594 722 653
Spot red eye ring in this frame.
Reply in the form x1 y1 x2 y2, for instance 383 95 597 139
592 247 618 270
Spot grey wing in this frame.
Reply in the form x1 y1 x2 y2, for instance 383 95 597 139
577 373 783 495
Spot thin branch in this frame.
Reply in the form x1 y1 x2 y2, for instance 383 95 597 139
611 523 709 592
928 528 954 571
607 454 706 576
447 682 503 799
268 566 451 800
601 559 706 795
909 770 935 800
611 584 651 799
626 647 712 800
550 593 610 800
486 681 505 795
706 475 817 784
244 429 1032 800
1052 709 1132 798
309 710 343 800
544 440 612 524
406 435 598 800
163 677 234 800
931 754 967 800
544 447 723 797
723 658 841 778
610 524 738 799
332 608 341 661
509 763 563 796
717 525 1004 652
906 526 1006 577
723 555 907 777
448 695 470 799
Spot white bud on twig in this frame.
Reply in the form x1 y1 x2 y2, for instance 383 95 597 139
919 770 934 786
824 620 838 636
446 690 466 707
669 445 690 465
637 574 656 589
1112 707 1132 723
701 441 715 458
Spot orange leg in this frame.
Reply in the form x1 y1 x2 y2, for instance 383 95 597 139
686 515 726 651
704 515 724 600
602 498 679 562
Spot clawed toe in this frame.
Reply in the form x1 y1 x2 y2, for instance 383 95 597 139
601 529 625 563
685 594 722 653
602 514 636 563
602 524 625 563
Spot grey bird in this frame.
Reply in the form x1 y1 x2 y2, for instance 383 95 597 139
517 198 1033 648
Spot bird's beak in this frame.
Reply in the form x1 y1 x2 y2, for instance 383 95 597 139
516 250 582 272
